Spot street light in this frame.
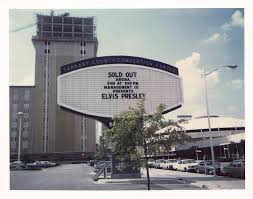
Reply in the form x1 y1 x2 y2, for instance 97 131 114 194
204 65 238 176
17 112 24 166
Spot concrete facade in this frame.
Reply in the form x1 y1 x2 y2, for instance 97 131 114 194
9 86 34 154
30 14 98 153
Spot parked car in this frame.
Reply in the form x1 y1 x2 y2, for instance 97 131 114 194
195 160 221 174
174 159 199 172
160 159 178 170
89 160 100 166
220 159 245 178
94 161 112 171
10 161 26 169
147 159 155 168
26 161 56 168
153 159 165 169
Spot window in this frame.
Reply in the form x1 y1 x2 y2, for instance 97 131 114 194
45 49 47 54
80 43 82 46
81 50 83 54
48 49 50 54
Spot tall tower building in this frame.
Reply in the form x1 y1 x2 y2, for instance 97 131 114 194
30 13 98 153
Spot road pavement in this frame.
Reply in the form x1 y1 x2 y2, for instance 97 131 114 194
10 163 203 190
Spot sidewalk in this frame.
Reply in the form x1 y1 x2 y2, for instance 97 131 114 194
96 168 245 190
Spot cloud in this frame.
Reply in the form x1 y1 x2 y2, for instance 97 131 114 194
202 10 243 45
204 33 220 44
221 10 244 31
169 52 220 118
226 79 243 89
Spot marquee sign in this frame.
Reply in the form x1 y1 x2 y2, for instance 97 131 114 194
57 56 183 123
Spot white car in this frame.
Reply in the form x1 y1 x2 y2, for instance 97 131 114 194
153 159 165 169
10 161 26 169
160 159 178 170
174 159 199 172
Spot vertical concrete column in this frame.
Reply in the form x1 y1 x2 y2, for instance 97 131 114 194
51 16 53 37
44 41 49 152
62 17 64 37
72 18 74 38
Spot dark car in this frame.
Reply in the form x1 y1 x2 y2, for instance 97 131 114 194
220 159 245 178
26 161 56 168
195 160 221 175
89 160 100 166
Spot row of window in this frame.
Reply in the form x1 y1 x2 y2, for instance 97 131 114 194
24 99 30 104
10 137 17 141
24 108 29 113
23 118 29 122
45 49 50 54
42 135 49 140
10 137 29 141
11 118 18 123
12 100 30 105
10 127 17 131
13 99 18 104
44 42 88 54
10 126 29 131
44 41 86 46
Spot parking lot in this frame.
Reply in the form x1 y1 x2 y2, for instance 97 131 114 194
10 163 244 190
141 167 245 189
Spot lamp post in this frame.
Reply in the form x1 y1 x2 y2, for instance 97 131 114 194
17 112 24 165
204 65 237 176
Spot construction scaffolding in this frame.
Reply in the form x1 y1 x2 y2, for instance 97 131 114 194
33 13 97 41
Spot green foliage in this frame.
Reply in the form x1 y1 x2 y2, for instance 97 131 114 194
104 99 190 171
95 131 111 160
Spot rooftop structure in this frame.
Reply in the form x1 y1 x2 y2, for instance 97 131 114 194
33 13 97 42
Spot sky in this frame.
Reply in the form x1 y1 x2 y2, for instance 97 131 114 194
9 9 244 119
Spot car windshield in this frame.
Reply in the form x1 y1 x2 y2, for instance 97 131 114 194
187 160 196 163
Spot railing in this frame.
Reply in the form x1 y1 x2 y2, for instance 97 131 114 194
93 163 109 181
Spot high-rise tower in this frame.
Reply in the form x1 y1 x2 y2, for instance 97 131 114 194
30 13 98 153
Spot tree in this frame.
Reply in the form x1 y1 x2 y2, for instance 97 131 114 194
105 99 190 190
95 131 111 160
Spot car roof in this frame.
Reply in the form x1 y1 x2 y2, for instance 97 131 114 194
181 159 194 161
